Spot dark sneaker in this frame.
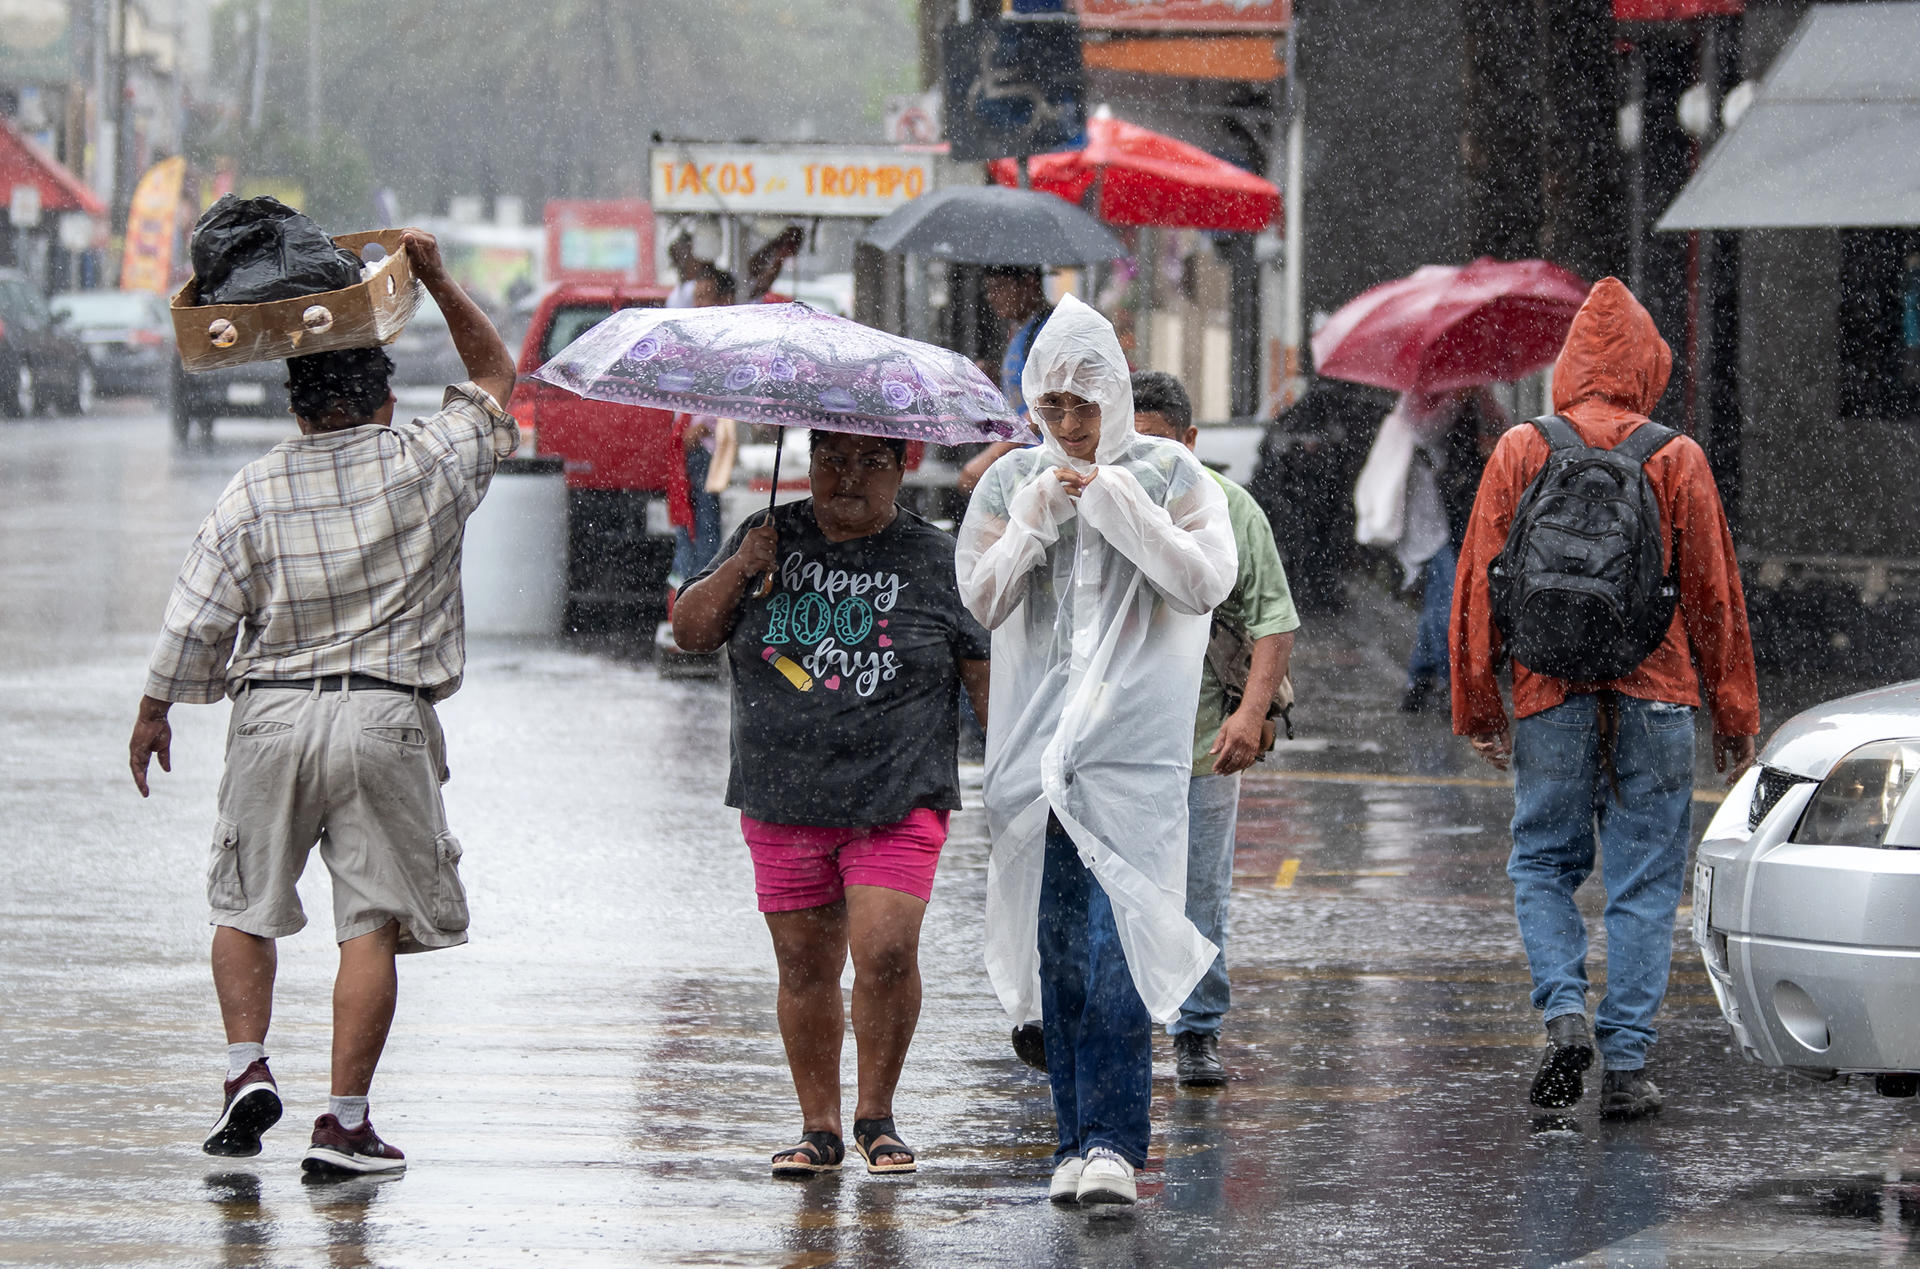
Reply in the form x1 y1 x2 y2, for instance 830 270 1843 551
300 1114 406 1175
1599 1069 1663 1121
203 1059 282 1157
1174 1031 1227 1087
1011 1022 1048 1073
1528 1014 1595 1109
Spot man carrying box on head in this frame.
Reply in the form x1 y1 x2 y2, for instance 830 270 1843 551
127 229 519 1177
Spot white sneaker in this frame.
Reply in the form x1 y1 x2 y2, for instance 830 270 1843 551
1075 1147 1136 1205
1048 1155 1085 1203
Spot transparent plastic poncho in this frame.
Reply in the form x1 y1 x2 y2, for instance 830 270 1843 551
955 295 1238 1024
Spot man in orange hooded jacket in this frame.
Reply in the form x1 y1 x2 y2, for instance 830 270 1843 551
1450 277 1759 1121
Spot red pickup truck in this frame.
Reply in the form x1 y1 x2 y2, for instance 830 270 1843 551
509 282 679 630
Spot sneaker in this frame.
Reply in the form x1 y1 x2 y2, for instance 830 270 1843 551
203 1059 282 1157
300 1114 407 1176
1049 1156 1085 1204
1599 1069 1663 1121
1528 1013 1595 1110
1174 1032 1227 1088
1399 677 1440 713
1011 1022 1048 1073
1075 1147 1137 1206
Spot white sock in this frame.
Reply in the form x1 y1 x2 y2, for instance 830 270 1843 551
226 1042 267 1080
329 1095 369 1130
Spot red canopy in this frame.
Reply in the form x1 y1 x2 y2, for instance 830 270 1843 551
988 113 1280 233
0 118 105 219
1311 258 1590 393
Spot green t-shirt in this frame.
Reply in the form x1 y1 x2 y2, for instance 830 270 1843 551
1193 469 1300 776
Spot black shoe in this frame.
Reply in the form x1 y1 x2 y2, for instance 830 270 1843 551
1174 1031 1227 1087
203 1059 282 1157
1598 1069 1663 1121
1399 677 1439 713
1011 1023 1048 1072
1528 1014 1594 1109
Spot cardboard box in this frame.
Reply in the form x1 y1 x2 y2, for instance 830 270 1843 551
172 229 424 372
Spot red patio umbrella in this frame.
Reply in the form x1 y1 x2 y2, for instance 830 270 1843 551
988 112 1280 233
1311 258 1590 393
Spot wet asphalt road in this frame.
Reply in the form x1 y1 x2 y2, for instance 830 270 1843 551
2 402 1917 1268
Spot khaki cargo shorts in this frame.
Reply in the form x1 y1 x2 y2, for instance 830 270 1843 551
207 680 469 953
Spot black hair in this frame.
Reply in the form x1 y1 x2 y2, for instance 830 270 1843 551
982 264 1044 284
1130 370 1193 432
286 347 395 425
808 430 908 466
704 268 738 303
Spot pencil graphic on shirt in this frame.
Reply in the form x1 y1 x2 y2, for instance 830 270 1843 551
762 646 814 691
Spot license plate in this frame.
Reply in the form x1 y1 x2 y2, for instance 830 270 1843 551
226 381 267 406
1691 862 1713 945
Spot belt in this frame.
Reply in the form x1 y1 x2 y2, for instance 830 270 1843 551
248 674 418 695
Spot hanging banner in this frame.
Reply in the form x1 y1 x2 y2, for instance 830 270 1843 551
1613 0 1742 18
120 156 187 294
1076 0 1290 31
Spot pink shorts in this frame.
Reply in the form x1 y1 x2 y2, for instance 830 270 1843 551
741 808 951 913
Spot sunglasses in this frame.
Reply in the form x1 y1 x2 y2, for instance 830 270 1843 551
1034 401 1101 426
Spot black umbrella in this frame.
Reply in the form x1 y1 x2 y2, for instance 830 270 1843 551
861 186 1125 266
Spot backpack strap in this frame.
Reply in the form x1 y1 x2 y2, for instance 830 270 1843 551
1612 420 1680 467
1529 415 1585 451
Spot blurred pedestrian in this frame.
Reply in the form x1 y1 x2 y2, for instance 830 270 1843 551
957 297 1236 1206
1131 370 1300 1088
1355 386 1506 712
957 265 1053 497
126 229 519 1176
672 431 991 1178
1452 278 1758 1121
668 268 738 582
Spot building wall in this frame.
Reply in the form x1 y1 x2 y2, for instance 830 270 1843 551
1740 229 1920 558
1297 0 1468 324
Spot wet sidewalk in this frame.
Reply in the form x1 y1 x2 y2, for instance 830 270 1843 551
1 411 1916 1267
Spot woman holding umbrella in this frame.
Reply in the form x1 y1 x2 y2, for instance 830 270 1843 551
672 430 992 1178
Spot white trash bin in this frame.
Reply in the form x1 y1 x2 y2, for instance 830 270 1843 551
462 457 568 637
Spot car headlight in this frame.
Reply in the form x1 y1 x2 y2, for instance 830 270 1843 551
1791 739 1920 847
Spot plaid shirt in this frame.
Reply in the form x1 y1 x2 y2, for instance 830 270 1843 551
145 382 519 704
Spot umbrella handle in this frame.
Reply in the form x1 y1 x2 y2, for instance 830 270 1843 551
754 428 787 598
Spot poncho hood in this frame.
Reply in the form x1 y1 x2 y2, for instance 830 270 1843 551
1021 294 1136 467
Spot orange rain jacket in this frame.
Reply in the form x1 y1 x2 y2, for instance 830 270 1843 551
1449 277 1760 739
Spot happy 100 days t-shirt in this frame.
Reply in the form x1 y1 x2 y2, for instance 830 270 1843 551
690 500 992 828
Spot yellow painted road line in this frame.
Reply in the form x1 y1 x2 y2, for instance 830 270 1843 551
1306 869 1412 878
1274 858 1301 889
1255 768 1726 805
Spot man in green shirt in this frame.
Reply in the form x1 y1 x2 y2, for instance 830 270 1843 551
1132 371 1300 1087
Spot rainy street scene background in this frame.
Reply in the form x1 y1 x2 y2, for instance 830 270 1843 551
4 1 1920 1266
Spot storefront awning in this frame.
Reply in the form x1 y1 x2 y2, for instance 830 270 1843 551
0 117 106 219
1658 3 1920 230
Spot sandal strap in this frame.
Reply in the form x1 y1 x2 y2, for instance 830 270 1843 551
852 1117 913 1159
772 1129 843 1166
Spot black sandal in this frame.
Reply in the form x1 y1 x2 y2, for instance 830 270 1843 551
852 1117 916 1174
771 1130 843 1178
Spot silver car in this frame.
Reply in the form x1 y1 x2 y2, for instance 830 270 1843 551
1694 680 1920 1098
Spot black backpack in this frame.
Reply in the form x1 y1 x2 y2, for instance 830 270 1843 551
1488 415 1679 681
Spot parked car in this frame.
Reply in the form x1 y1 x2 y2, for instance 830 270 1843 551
387 292 469 387
51 289 172 397
1695 679 1920 1098
510 281 677 629
0 269 93 417
170 356 291 444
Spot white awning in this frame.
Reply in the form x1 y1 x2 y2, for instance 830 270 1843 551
1658 3 1920 231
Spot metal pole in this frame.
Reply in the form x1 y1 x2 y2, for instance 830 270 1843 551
91 0 113 205
306 0 321 144
248 0 272 134
1627 42 1646 295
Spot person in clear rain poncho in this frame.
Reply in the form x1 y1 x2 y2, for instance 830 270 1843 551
956 295 1237 1206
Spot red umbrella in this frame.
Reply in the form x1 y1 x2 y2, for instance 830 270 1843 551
988 112 1280 233
1312 258 1591 393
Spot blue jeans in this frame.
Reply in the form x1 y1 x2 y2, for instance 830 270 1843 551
1407 539 1456 685
1038 816 1152 1168
1509 694 1695 1071
1172 772 1241 1036
671 447 722 580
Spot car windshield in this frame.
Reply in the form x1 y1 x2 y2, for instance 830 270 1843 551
53 292 159 325
542 304 613 361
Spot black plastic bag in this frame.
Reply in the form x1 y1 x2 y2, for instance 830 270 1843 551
190 195 363 306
